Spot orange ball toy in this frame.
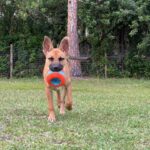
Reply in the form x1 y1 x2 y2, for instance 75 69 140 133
46 71 66 88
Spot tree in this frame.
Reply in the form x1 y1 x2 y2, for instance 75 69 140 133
67 0 81 76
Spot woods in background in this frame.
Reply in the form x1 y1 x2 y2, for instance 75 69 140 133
0 0 150 78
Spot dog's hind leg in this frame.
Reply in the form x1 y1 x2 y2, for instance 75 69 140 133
65 84 73 110
59 87 67 115
56 90 61 108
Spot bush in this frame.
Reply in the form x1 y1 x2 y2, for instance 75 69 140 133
125 55 150 78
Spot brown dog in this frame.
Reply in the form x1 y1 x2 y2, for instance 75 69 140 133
42 36 72 122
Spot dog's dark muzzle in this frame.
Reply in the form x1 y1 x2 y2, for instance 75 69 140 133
49 64 63 72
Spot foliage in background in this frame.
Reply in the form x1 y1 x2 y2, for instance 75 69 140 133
0 0 150 78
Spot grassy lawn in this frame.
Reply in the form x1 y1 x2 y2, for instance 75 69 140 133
0 78 150 150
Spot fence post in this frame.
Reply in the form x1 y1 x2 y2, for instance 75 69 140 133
104 51 108 78
10 44 13 78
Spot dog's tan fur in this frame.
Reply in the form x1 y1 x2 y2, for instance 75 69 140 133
42 36 72 122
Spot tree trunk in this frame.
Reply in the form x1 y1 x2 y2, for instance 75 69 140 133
67 0 82 76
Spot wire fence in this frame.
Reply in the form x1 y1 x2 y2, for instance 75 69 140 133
0 44 150 78
0 44 92 78
0 43 131 78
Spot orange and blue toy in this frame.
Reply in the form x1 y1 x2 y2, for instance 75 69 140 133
46 70 66 88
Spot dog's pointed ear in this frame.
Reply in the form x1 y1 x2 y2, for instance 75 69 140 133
43 36 53 56
59 36 69 54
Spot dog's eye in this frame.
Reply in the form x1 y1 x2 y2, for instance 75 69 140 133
48 57 54 61
59 57 65 61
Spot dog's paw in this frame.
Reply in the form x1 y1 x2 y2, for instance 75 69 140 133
60 106 65 115
48 113 56 122
60 109 65 115
65 103 72 110
57 104 60 108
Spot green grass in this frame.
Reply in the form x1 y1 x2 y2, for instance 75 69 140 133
0 78 150 150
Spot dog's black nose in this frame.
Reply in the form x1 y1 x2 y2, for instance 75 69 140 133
49 64 63 72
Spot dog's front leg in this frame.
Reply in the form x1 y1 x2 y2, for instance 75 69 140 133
45 87 56 122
